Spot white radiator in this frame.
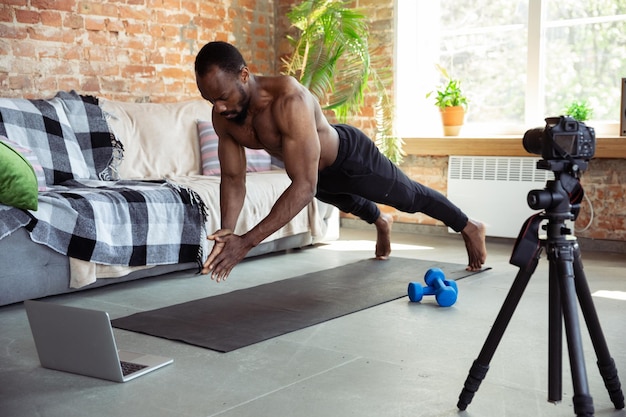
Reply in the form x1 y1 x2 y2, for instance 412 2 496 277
447 156 554 238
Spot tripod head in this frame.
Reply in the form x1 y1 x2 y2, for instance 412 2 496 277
510 158 588 268
527 158 587 222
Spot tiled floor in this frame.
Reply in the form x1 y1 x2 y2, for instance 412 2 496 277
1 225 626 417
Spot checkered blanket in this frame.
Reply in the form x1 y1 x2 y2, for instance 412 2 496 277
0 92 205 269
0 180 204 266
0 91 119 184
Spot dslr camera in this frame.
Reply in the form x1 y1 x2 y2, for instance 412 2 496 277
523 116 595 161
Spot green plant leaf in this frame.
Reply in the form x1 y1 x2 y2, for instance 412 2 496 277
563 100 593 122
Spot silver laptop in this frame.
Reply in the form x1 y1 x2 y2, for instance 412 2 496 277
24 300 173 382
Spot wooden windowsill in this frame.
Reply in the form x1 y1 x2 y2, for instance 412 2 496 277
402 136 626 158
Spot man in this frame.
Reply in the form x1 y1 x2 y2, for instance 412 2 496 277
195 41 486 282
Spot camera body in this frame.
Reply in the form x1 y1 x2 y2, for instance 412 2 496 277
523 116 595 161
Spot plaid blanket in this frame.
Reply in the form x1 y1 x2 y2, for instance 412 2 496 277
0 180 204 266
0 91 119 184
0 181 205 269
0 92 205 269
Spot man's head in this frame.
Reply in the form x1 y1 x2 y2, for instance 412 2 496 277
195 41 247 77
195 42 251 124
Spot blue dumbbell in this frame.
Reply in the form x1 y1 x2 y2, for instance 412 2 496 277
407 267 458 307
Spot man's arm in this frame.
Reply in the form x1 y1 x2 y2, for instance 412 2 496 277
201 112 247 276
217 126 247 231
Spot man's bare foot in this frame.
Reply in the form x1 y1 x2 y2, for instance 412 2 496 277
461 219 487 271
374 213 393 259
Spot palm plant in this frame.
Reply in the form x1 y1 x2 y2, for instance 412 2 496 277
282 0 404 164
282 0 369 116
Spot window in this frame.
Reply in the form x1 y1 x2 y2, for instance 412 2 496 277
396 0 626 137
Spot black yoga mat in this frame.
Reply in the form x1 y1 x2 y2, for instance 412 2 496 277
112 257 490 352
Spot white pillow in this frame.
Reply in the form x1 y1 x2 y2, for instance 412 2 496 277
100 99 212 179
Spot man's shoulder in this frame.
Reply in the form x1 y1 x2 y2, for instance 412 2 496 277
259 74 304 93
257 75 316 119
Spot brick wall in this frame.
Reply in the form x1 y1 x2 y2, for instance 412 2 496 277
0 0 276 102
578 159 626 241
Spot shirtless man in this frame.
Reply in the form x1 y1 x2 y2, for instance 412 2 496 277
195 41 486 282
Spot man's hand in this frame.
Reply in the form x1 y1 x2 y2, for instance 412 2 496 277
201 229 251 282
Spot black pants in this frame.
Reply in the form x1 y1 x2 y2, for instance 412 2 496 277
316 124 468 232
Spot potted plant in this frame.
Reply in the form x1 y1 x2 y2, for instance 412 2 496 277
427 65 469 136
564 99 593 122
282 0 403 164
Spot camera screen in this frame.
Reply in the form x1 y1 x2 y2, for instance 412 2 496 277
553 133 577 154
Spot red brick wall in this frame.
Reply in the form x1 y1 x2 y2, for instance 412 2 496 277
0 0 391 114
0 0 276 102
578 159 626 241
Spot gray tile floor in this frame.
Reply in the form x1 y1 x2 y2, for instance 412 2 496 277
2 225 626 417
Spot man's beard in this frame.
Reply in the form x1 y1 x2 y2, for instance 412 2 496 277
223 85 249 125
230 105 248 125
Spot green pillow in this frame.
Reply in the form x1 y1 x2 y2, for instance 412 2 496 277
0 141 38 210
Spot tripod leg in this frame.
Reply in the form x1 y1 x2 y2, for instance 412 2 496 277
573 244 625 409
457 256 539 411
554 243 594 417
548 259 563 402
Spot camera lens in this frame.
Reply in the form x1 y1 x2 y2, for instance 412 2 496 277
522 127 544 156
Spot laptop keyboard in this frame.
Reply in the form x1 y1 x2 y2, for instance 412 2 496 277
120 361 148 376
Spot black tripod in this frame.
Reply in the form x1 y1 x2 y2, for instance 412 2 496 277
457 159 624 417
